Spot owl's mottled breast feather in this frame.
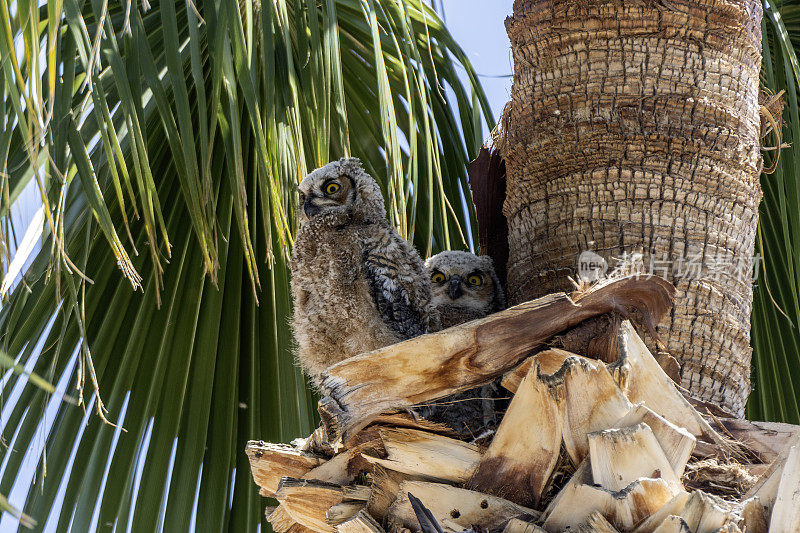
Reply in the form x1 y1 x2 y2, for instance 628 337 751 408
361 225 431 339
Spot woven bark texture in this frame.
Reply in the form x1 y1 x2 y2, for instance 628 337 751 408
503 0 763 416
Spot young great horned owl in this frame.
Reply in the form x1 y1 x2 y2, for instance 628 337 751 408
425 251 505 329
422 250 506 439
290 158 436 387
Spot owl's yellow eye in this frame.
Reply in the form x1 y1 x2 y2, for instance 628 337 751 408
324 181 341 195
431 272 446 284
467 274 483 286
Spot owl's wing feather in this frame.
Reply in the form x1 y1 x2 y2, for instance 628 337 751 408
363 231 429 339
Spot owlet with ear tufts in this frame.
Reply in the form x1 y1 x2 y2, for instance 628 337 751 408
422 250 506 439
290 157 437 387
425 251 505 329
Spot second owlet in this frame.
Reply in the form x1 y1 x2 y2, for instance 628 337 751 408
290 158 436 387
425 251 505 329
422 250 505 439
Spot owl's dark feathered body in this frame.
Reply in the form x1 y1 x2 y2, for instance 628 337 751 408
290 158 436 387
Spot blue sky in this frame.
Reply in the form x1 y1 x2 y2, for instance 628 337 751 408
438 0 514 123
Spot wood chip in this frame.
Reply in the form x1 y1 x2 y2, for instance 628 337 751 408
561 357 632 464
650 515 691 533
468 360 564 506
543 475 673 532
276 478 370 533
744 428 800 507
769 443 800 532
740 496 768 533
362 427 481 484
246 441 325 496
680 491 737 532
611 322 728 449
577 511 621 533
327 502 368 528
588 423 682 493
503 518 546 533
631 493 691 533
614 403 695 476
335 509 384 533
268 505 305 533
500 349 575 393
388 481 538 532
367 465 423 522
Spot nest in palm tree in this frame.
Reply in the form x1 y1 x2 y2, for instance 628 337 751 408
246 274 800 532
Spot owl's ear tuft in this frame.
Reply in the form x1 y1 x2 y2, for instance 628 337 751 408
479 255 498 273
338 157 365 175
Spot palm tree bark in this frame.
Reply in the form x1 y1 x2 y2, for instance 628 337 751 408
502 0 763 416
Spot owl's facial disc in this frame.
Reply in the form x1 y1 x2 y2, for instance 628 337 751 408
430 268 492 310
298 174 356 223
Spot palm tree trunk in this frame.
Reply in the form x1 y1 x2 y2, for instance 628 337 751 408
502 0 763 417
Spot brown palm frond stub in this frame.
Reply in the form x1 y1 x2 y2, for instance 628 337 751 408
759 88 788 174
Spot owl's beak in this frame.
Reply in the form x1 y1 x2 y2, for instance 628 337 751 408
303 197 321 218
447 276 463 300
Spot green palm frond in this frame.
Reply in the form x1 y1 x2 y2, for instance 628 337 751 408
0 350 63 397
0 495 34 530
748 0 800 424
0 1 490 530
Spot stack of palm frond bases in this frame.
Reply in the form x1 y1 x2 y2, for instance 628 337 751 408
247 275 800 533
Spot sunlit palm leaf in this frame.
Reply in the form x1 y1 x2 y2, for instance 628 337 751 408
0 350 62 397
0 495 34 530
0 351 53 530
0 1 490 531
748 0 800 424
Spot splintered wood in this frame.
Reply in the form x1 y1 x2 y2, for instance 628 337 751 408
387 481 538 532
245 442 324 496
363 428 481 484
247 277 799 532
318 276 674 445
